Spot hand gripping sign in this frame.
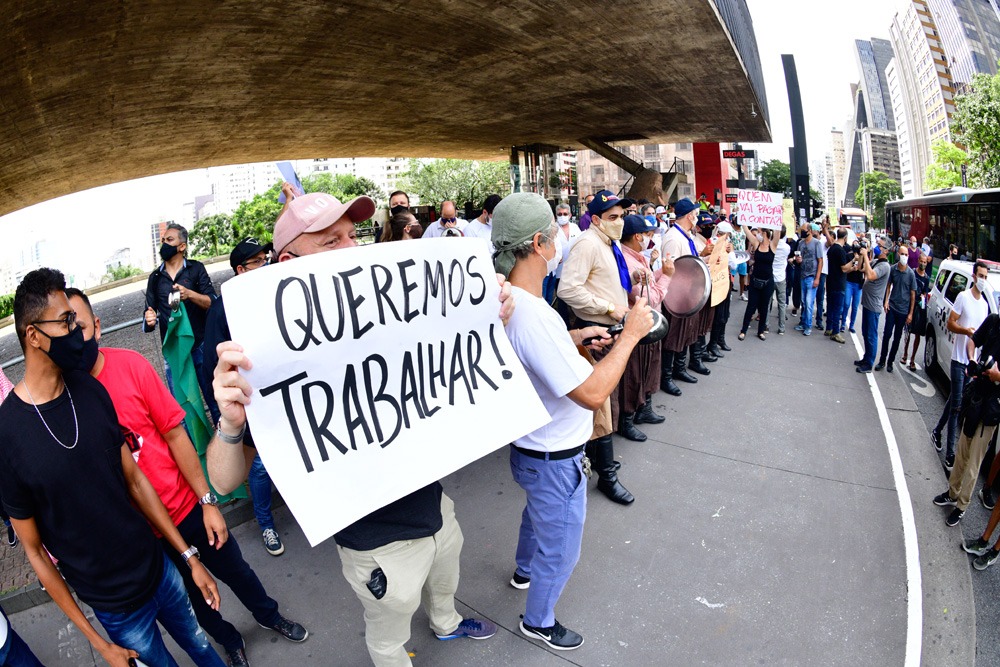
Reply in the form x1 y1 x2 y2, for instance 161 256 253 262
223 238 550 545
736 189 784 230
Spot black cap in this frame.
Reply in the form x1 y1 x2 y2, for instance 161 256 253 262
230 237 273 270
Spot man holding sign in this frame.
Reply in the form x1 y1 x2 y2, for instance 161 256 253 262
207 192 519 666
493 193 652 650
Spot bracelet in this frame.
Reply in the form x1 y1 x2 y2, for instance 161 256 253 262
216 421 246 445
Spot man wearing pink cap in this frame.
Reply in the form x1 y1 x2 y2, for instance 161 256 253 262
206 192 515 666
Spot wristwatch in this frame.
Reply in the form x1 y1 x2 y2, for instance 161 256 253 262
216 420 246 445
181 545 200 564
199 492 219 507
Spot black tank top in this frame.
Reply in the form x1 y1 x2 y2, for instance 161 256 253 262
753 249 774 281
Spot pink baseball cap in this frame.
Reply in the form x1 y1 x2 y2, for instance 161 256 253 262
273 192 376 254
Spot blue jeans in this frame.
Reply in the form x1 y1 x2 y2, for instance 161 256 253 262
800 276 818 330
826 289 845 335
861 308 881 369
92 559 225 667
816 274 827 325
0 608 42 666
936 360 969 459
879 310 908 366
249 454 276 532
842 282 862 331
164 505 280 654
510 447 586 629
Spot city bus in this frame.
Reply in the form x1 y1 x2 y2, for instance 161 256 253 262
884 187 1000 261
837 207 869 234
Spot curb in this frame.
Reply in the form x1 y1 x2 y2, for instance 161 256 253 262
0 492 285 614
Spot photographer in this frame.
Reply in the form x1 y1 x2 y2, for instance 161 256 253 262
934 308 1000 528
842 236 866 334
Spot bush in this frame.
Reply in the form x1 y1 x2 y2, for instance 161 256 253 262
0 293 14 319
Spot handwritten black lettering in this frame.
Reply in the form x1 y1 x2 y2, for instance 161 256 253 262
275 278 318 351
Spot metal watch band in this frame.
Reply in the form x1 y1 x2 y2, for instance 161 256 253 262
216 421 246 445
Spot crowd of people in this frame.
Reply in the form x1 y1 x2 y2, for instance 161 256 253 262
0 179 998 667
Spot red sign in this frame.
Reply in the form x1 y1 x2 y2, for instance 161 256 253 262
722 149 756 160
725 193 739 203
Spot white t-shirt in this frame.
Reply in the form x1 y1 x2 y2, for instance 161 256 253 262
506 286 593 452
951 288 990 364
772 239 791 281
818 237 829 275
464 218 494 254
554 222 583 278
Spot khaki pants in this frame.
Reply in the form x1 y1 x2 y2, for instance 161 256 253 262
337 493 464 667
949 422 999 510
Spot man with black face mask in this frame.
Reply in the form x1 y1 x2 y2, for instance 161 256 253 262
374 191 412 244
143 222 217 417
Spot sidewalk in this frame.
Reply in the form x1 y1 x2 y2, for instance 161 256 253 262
3 304 973 665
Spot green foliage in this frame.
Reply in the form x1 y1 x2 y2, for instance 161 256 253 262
101 264 143 284
809 187 823 204
952 72 1000 188
303 173 385 203
400 159 511 209
0 293 13 319
189 213 235 258
757 159 791 197
924 140 968 191
855 171 903 227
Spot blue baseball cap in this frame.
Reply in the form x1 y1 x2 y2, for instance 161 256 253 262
588 189 634 216
622 214 655 237
673 198 699 217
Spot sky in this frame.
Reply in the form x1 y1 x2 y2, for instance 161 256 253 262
0 0 903 285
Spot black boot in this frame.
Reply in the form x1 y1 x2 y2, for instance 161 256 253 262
674 347 698 384
660 352 682 396
689 337 711 376
706 340 724 358
718 333 732 352
703 344 718 362
594 436 634 505
634 397 665 424
617 412 647 441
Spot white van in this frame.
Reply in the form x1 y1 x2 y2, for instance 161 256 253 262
923 259 1000 373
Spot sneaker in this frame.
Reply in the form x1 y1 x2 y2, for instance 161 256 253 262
974 549 1000 570
777 330 785 335
519 620 584 651
931 431 942 452
831 334 846 344
824 330 833 337
510 572 531 590
262 528 284 556
854 359 864 366
6 524 17 548
740 293 748 301
791 308 798 315
933 491 958 507
856 366 872 374
226 641 250 667
946 508 965 527
963 537 991 556
945 455 955 472
803 329 812 336
794 324 805 331
874 362 885 371
887 362 894 373
982 487 997 511
850 328 856 334
436 618 498 641
259 616 308 642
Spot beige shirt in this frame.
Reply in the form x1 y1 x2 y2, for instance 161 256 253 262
557 225 628 325
663 224 702 259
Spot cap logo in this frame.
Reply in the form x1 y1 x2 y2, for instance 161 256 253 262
303 197 331 216
601 195 609 202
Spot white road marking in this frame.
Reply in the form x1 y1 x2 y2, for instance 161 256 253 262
899 364 936 398
695 596 725 609
851 331 921 666
711 506 724 518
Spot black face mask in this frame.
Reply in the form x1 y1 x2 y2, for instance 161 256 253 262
159 242 180 262
37 326 88 372
390 205 409 216
81 335 99 373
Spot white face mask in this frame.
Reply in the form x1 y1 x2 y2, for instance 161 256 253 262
545 232 563 274
898 254 908 266
556 215 570 226
977 278 988 293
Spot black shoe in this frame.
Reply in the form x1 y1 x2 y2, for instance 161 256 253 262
6 524 17 548
597 476 635 504
703 348 718 362
510 572 530 590
974 549 1000 570
933 491 958 507
982 488 997 511
946 508 965 527
854 360 864 366
931 431 942 452
258 616 309 643
675 369 698 383
226 641 250 667
887 362 894 373
660 354 682 396
856 366 872 374
874 362 885 371
660 376 682 396
617 414 647 442
520 620 584 651
945 455 955 472
718 338 732 352
707 342 725 359
633 398 665 424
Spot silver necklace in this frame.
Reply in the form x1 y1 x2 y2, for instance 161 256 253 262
23 379 79 450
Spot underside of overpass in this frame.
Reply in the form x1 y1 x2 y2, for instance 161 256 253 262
0 0 771 217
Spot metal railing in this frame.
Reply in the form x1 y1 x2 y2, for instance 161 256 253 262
1 317 144 370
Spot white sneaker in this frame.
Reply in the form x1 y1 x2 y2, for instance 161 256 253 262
740 293 748 301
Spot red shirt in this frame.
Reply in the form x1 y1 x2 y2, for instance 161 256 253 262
95 348 198 529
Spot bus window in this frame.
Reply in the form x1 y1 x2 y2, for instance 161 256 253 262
936 269 951 292
979 205 998 261
945 272 968 304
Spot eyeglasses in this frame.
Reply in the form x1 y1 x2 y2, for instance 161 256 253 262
241 256 269 269
32 312 77 332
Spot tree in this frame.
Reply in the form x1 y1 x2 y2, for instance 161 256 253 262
757 159 791 197
101 264 143 284
952 71 1000 188
400 159 511 209
855 171 903 228
302 173 384 203
188 213 235 258
924 140 968 191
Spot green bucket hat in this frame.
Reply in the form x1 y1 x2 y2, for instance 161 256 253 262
490 192 555 278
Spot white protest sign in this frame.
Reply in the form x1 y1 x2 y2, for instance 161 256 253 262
736 189 784 230
223 238 550 546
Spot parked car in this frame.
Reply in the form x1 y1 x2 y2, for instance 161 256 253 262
924 259 1000 374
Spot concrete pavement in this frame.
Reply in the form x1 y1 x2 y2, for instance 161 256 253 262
2 300 976 665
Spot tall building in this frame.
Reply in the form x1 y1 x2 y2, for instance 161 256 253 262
888 0 957 197
207 162 282 215
842 38 902 209
925 0 1000 90
830 128 846 208
150 220 168 268
575 144 696 201
824 152 837 210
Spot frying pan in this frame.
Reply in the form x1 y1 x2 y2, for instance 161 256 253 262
663 255 712 317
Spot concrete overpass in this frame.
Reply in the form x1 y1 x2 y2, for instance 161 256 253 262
0 0 770 217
